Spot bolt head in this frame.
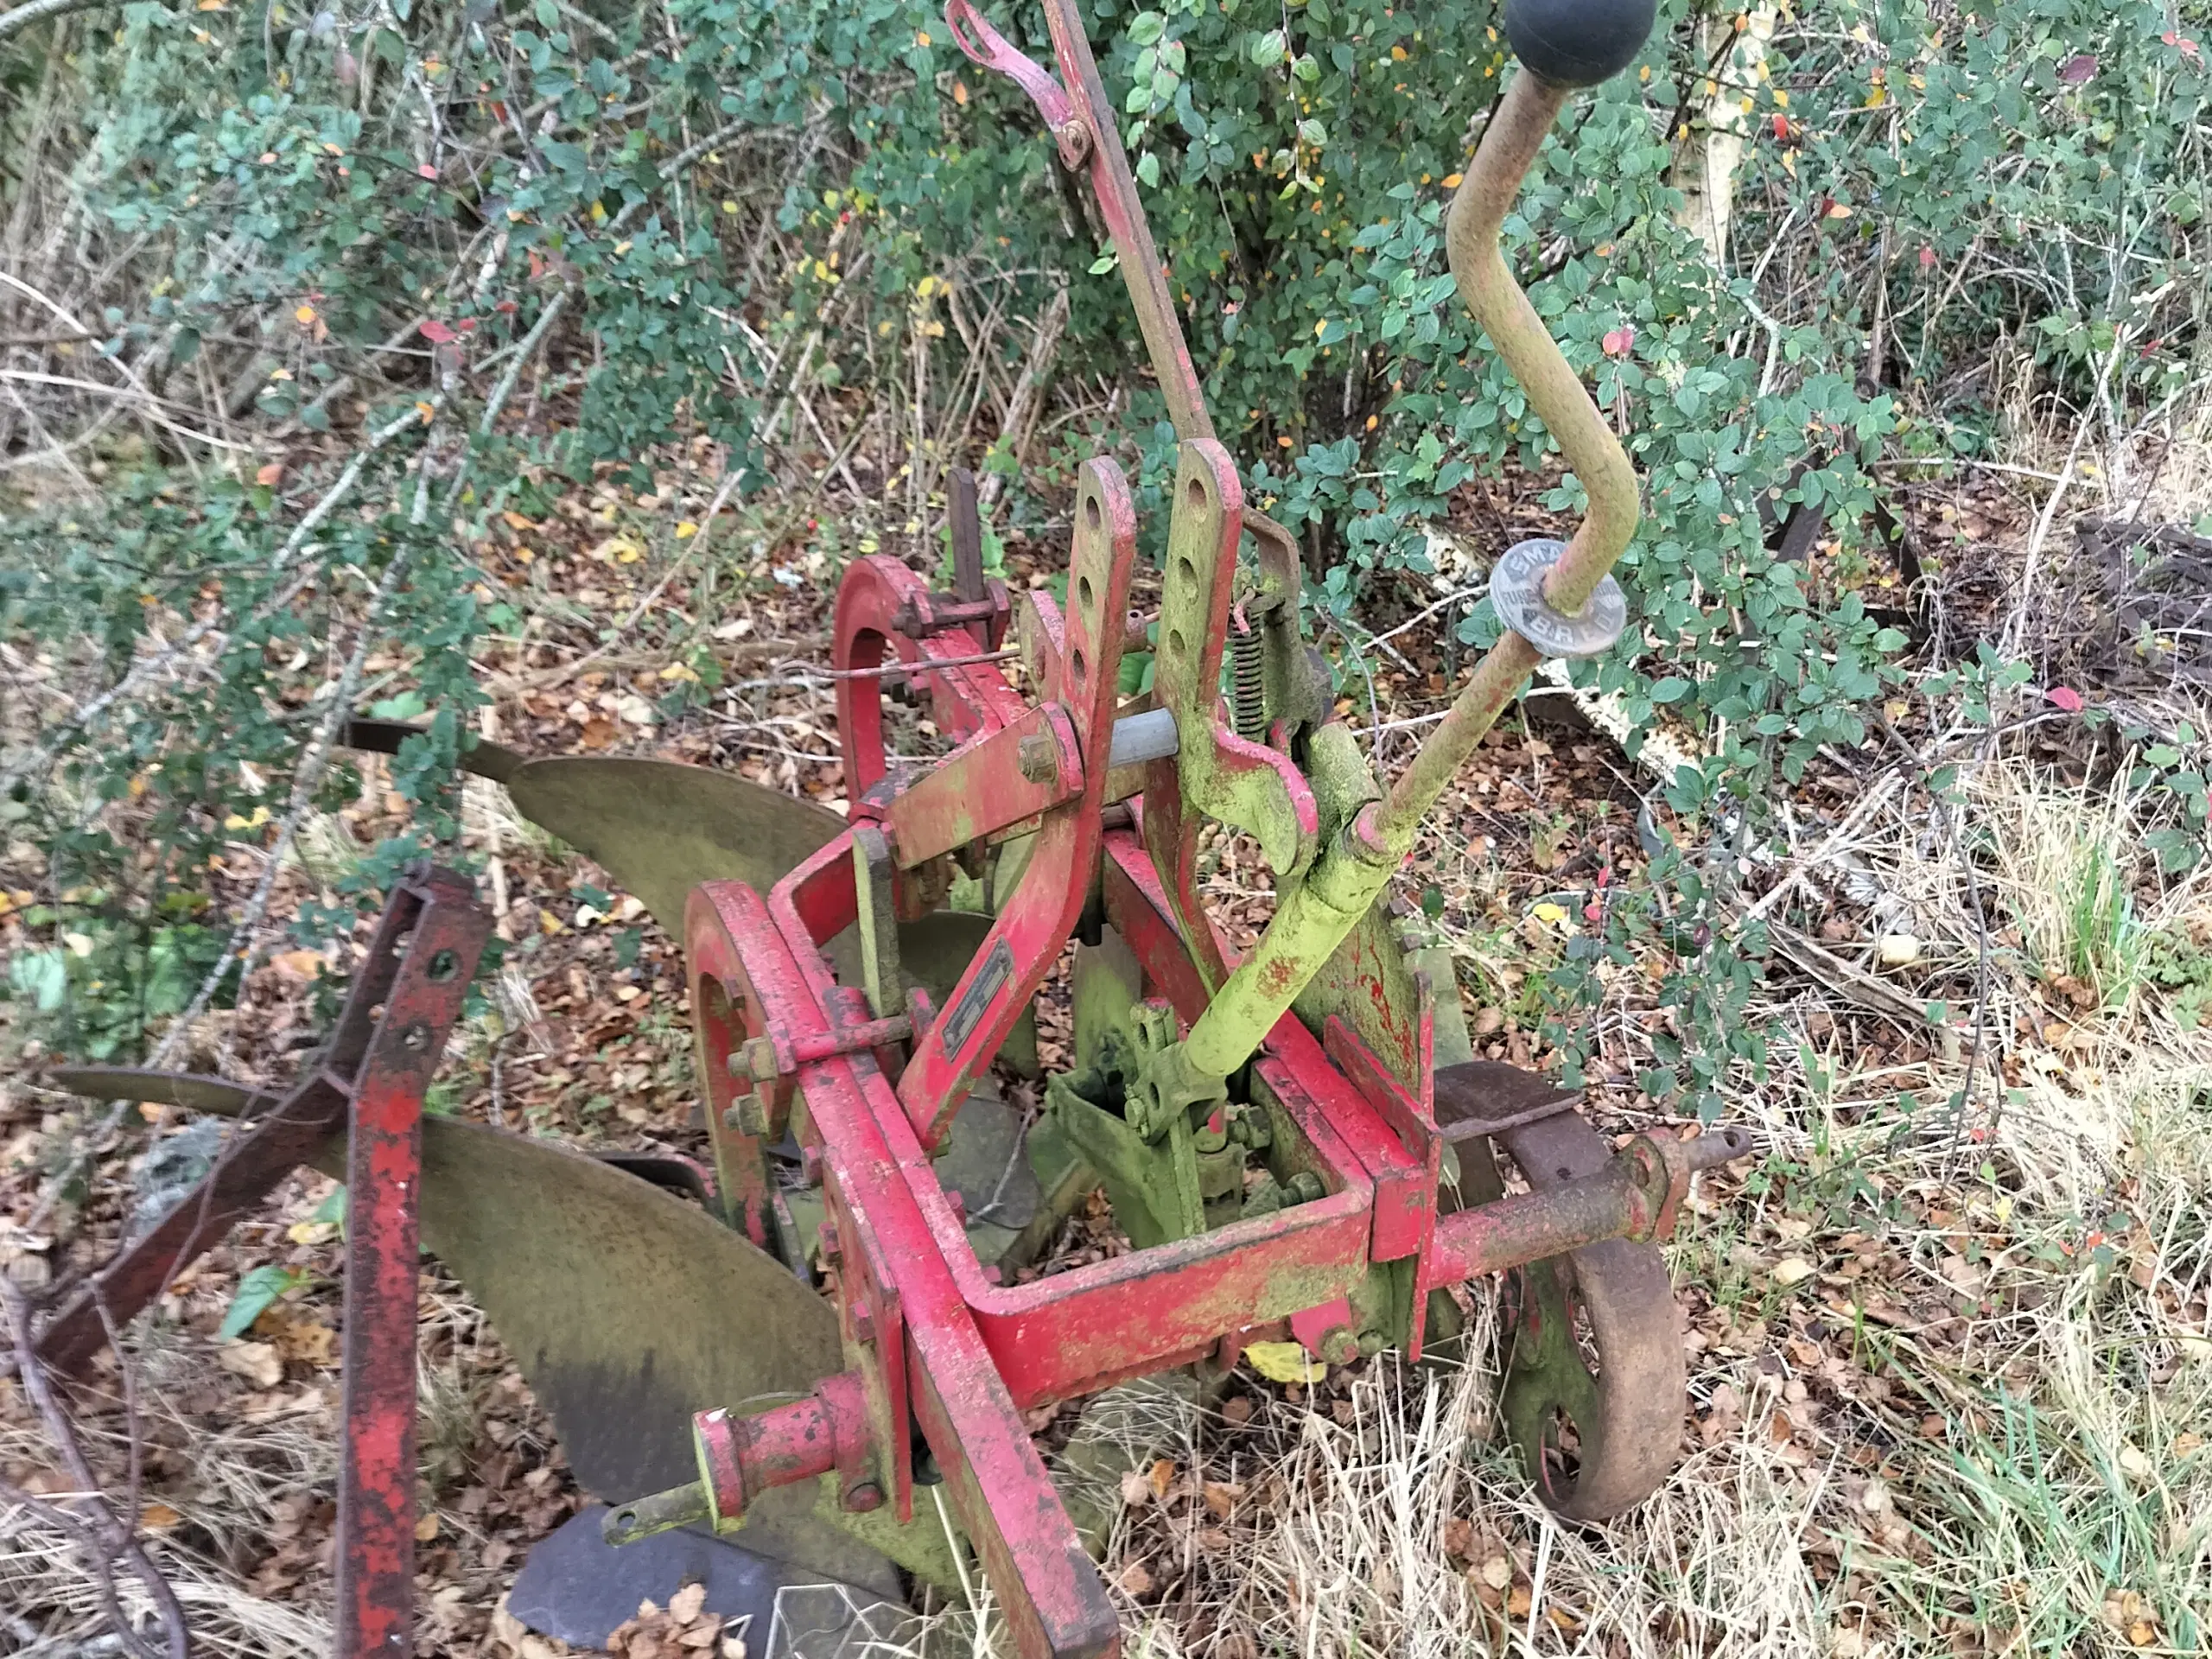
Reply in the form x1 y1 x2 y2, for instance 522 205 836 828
841 1479 884 1513
1017 734 1057 783
722 1092 769 1138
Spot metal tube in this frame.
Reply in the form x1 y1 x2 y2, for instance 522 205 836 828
1370 71 1640 850
1426 1160 1645 1283
1107 707 1179 769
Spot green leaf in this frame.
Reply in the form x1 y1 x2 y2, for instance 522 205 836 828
1136 151 1160 187
1251 29 1286 67
219 1264 313 1340
8 950 67 1013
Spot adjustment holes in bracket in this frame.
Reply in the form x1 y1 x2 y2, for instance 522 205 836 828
1166 628 1187 658
1070 647 1087 690
1183 476 1207 513
1557 1166 1573 1181
1083 493 1103 534
1077 574 1096 615
1173 556 1201 604
427 948 460 982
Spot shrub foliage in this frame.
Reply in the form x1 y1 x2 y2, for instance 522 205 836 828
2 0 2206 1109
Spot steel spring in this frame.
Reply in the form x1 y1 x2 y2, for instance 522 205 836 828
1230 620 1265 741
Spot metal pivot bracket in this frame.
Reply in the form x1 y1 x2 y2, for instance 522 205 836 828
38 866 492 1659
1489 536 1628 659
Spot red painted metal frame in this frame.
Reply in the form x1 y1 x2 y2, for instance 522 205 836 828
891 458 1138 1150
696 632 1730 1657
336 868 492 1659
885 702 1078 868
834 554 1027 798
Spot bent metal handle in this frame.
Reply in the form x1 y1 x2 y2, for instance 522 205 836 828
1156 0 1658 1098
1370 0 1656 849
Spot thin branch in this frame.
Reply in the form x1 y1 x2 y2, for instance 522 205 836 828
0 0 113 45
0 397 440 798
0 1278 190 1659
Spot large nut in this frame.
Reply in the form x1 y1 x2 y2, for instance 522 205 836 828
1017 733 1058 784
721 1092 770 1137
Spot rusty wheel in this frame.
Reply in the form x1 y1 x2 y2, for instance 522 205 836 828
1491 1111 1687 1521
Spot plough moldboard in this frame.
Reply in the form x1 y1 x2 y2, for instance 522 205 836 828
41 2 1756 1655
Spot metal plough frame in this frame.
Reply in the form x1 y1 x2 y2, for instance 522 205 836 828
607 4 1751 1656
35 6 1749 1657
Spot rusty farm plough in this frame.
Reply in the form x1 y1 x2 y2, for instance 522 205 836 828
43 2 1752 1654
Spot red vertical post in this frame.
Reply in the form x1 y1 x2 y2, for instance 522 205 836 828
334 868 489 1659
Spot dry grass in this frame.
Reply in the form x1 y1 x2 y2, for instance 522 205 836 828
853 755 2212 1659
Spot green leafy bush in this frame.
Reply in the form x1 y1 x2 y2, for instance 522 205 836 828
3 0 2205 1104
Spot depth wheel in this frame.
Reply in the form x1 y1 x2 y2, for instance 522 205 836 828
1493 1111 1687 1521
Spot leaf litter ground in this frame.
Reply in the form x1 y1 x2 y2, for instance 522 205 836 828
3 441 2209 1659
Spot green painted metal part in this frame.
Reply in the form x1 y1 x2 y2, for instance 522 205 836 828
1149 443 1317 880
1045 933 1207 1247
1143 64 1648 1108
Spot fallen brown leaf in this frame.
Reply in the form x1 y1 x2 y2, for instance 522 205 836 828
218 1340 283 1389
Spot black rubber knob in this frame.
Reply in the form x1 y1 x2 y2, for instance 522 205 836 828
1503 0 1657 87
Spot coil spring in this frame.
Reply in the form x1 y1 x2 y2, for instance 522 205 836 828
1230 620 1266 741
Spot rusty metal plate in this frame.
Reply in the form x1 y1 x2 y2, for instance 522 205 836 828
47 1065 270 1118
503 758 849 934
407 1117 921 1591
1431 1060 1579 1143
1491 1109 1685 1520
342 717 530 784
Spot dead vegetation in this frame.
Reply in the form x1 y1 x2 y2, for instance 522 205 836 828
4 3 2212 1656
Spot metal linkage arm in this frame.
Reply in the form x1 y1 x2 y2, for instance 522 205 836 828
1370 33 1643 849
1134 0 1658 1110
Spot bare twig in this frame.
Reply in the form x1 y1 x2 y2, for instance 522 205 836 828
0 0 113 44
0 1278 190 1659
0 397 442 798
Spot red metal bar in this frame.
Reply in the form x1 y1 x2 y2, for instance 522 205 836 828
781 834 1378 1411
892 459 1137 1150
1427 1163 1654 1284
693 1371 873 1522
833 555 1025 798
885 702 1080 868
337 868 490 1659
696 879 1117 1658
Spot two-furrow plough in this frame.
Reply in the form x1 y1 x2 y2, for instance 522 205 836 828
44 2 1751 1653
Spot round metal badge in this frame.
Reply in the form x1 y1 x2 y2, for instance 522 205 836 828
1489 537 1628 659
